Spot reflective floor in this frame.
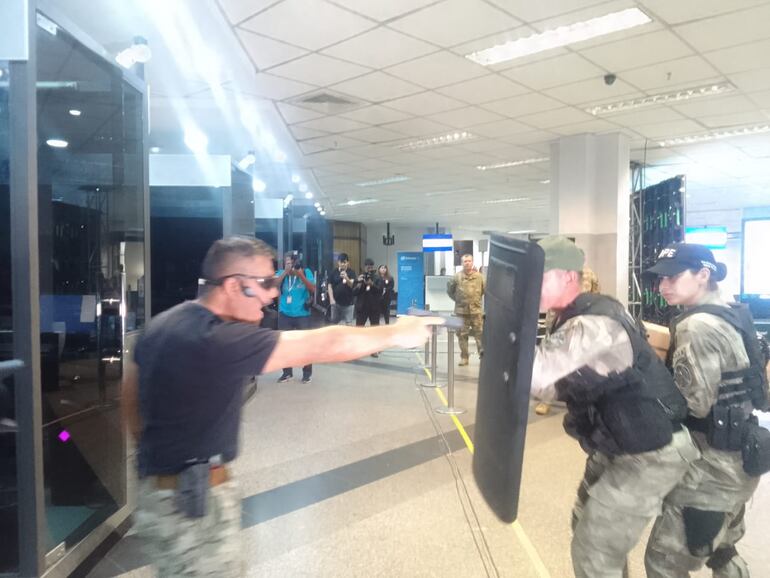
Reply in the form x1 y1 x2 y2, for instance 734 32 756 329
86 342 770 578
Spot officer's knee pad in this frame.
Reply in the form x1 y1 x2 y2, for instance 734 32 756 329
682 507 725 557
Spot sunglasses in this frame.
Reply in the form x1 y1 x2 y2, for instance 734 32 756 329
217 273 281 290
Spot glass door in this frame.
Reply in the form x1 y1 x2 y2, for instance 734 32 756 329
35 13 145 558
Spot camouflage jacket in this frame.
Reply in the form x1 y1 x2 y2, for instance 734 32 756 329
447 270 485 315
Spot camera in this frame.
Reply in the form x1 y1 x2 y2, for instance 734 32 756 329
363 271 374 281
604 73 617 86
293 260 303 271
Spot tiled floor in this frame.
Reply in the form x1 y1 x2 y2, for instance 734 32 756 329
86 343 770 577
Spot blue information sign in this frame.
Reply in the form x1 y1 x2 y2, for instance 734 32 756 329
397 252 425 314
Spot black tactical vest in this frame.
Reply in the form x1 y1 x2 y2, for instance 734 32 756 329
669 303 770 422
553 294 688 456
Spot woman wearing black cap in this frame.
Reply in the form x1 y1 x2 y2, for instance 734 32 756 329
645 243 766 577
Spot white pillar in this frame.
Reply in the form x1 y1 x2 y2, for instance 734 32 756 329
550 133 630 303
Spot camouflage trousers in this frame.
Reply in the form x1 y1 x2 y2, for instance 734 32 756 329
571 429 698 578
135 477 243 577
645 437 760 578
457 313 483 360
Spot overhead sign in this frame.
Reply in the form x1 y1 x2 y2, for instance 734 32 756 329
422 233 453 252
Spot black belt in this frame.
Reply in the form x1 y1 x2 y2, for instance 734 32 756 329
685 415 708 434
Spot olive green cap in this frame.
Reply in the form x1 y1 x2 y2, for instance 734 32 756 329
537 235 585 272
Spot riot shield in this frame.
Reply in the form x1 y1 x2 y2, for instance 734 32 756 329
472 235 544 523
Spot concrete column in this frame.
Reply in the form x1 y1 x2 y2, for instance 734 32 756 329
550 133 630 303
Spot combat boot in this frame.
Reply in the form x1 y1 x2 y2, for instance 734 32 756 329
458 357 469 366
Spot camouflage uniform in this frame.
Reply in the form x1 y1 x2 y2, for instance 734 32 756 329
135 477 243 577
533 310 698 578
645 293 760 578
447 270 485 362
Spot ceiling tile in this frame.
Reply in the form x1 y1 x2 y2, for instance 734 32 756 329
501 130 557 145
728 68 770 93
638 0 769 25
460 139 512 152
581 30 694 73
699 111 770 129
296 116 371 133
518 107 595 129
436 74 529 104
339 105 413 124
485 0 618 22
380 117 453 137
269 53 371 86
277 102 325 123
300 150 362 167
331 72 424 102
544 78 640 106
602 106 687 127
290 125 329 140
330 0 438 22
674 3 770 53
635 119 705 139
550 118 622 136
482 92 562 118
240 0 375 51
218 0 278 24
321 27 438 69
468 118 534 138
241 73 316 100
350 158 398 171
705 39 770 75
503 53 604 90
389 0 520 48
385 51 489 89
383 91 466 116
427 106 506 128
747 90 770 108
619 55 722 92
235 29 309 71
342 126 406 144
300 134 367 151
672 95 760 118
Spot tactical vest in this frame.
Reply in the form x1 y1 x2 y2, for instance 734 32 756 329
553 294 688 456
668 303 770 442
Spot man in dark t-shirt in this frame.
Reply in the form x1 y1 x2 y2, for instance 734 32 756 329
123 237 442 577
329 253 356 325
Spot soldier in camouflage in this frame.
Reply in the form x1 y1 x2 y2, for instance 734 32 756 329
645 244 762 578
531 236 698 578
447 254 485 366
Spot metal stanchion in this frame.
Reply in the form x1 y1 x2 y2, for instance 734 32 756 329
418 325 445 388
436 328 465 415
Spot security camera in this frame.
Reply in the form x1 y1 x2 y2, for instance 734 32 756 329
604 73 617 86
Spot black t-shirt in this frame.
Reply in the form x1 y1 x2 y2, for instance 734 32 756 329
330 267 356 306
134 301 278 476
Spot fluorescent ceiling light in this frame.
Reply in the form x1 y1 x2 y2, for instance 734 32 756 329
304 192 314 199
355 175 410 187
46 139 68 148
150 146 161 153
340 199 379 206
441 210 480 217
507 229 536 235
466 8 651 66
314 202 321 208
477 157 549 171
484 197 531 204
68 109 82 117
396 131 476 151
183 126 208 154
237 153 256 171
587 82 735 116
424 187 477 197
320 210 326 216
658 124 770 147
252 178 267 193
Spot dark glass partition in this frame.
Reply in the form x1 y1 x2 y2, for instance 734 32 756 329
35 16 144 555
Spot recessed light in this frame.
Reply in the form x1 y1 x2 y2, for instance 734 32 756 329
305 192 314 199
150 146 161 153
238 153 256 171
252 178 267 193
320 210 326 216
586 82 735 116
355 176 410 187
314 202 321 208
46 139 68 148
68 109 82 117
658 124 770 147
540 179 551 185
396 131 476 151
466 8 651 66
477 157 549 171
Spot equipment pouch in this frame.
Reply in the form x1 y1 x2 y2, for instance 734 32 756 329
727 406 746 451
174 462 210 518
741 416 770 477
707 405 731 451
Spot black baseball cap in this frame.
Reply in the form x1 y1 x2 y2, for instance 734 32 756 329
645 243 725 280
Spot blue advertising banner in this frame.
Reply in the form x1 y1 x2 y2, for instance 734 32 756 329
397 252 425 314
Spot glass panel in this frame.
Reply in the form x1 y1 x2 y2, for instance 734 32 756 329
36 16 144 554
0 58 20 575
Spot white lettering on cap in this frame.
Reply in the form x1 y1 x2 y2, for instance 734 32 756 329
658 248 677 259
701 260 717 271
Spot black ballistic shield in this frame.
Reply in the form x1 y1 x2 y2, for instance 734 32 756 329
472 235 544 523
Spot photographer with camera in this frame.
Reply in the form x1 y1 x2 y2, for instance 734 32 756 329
276 252 316 383
329 253 356 325
353 259 384 356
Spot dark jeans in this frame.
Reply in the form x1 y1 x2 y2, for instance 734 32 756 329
278 313 312 377
381 301 391 325
355 307 380 327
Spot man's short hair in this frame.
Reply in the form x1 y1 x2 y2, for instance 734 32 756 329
201 237 275 282
364 258 374 266
462 254 473 260
338 253 349 262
